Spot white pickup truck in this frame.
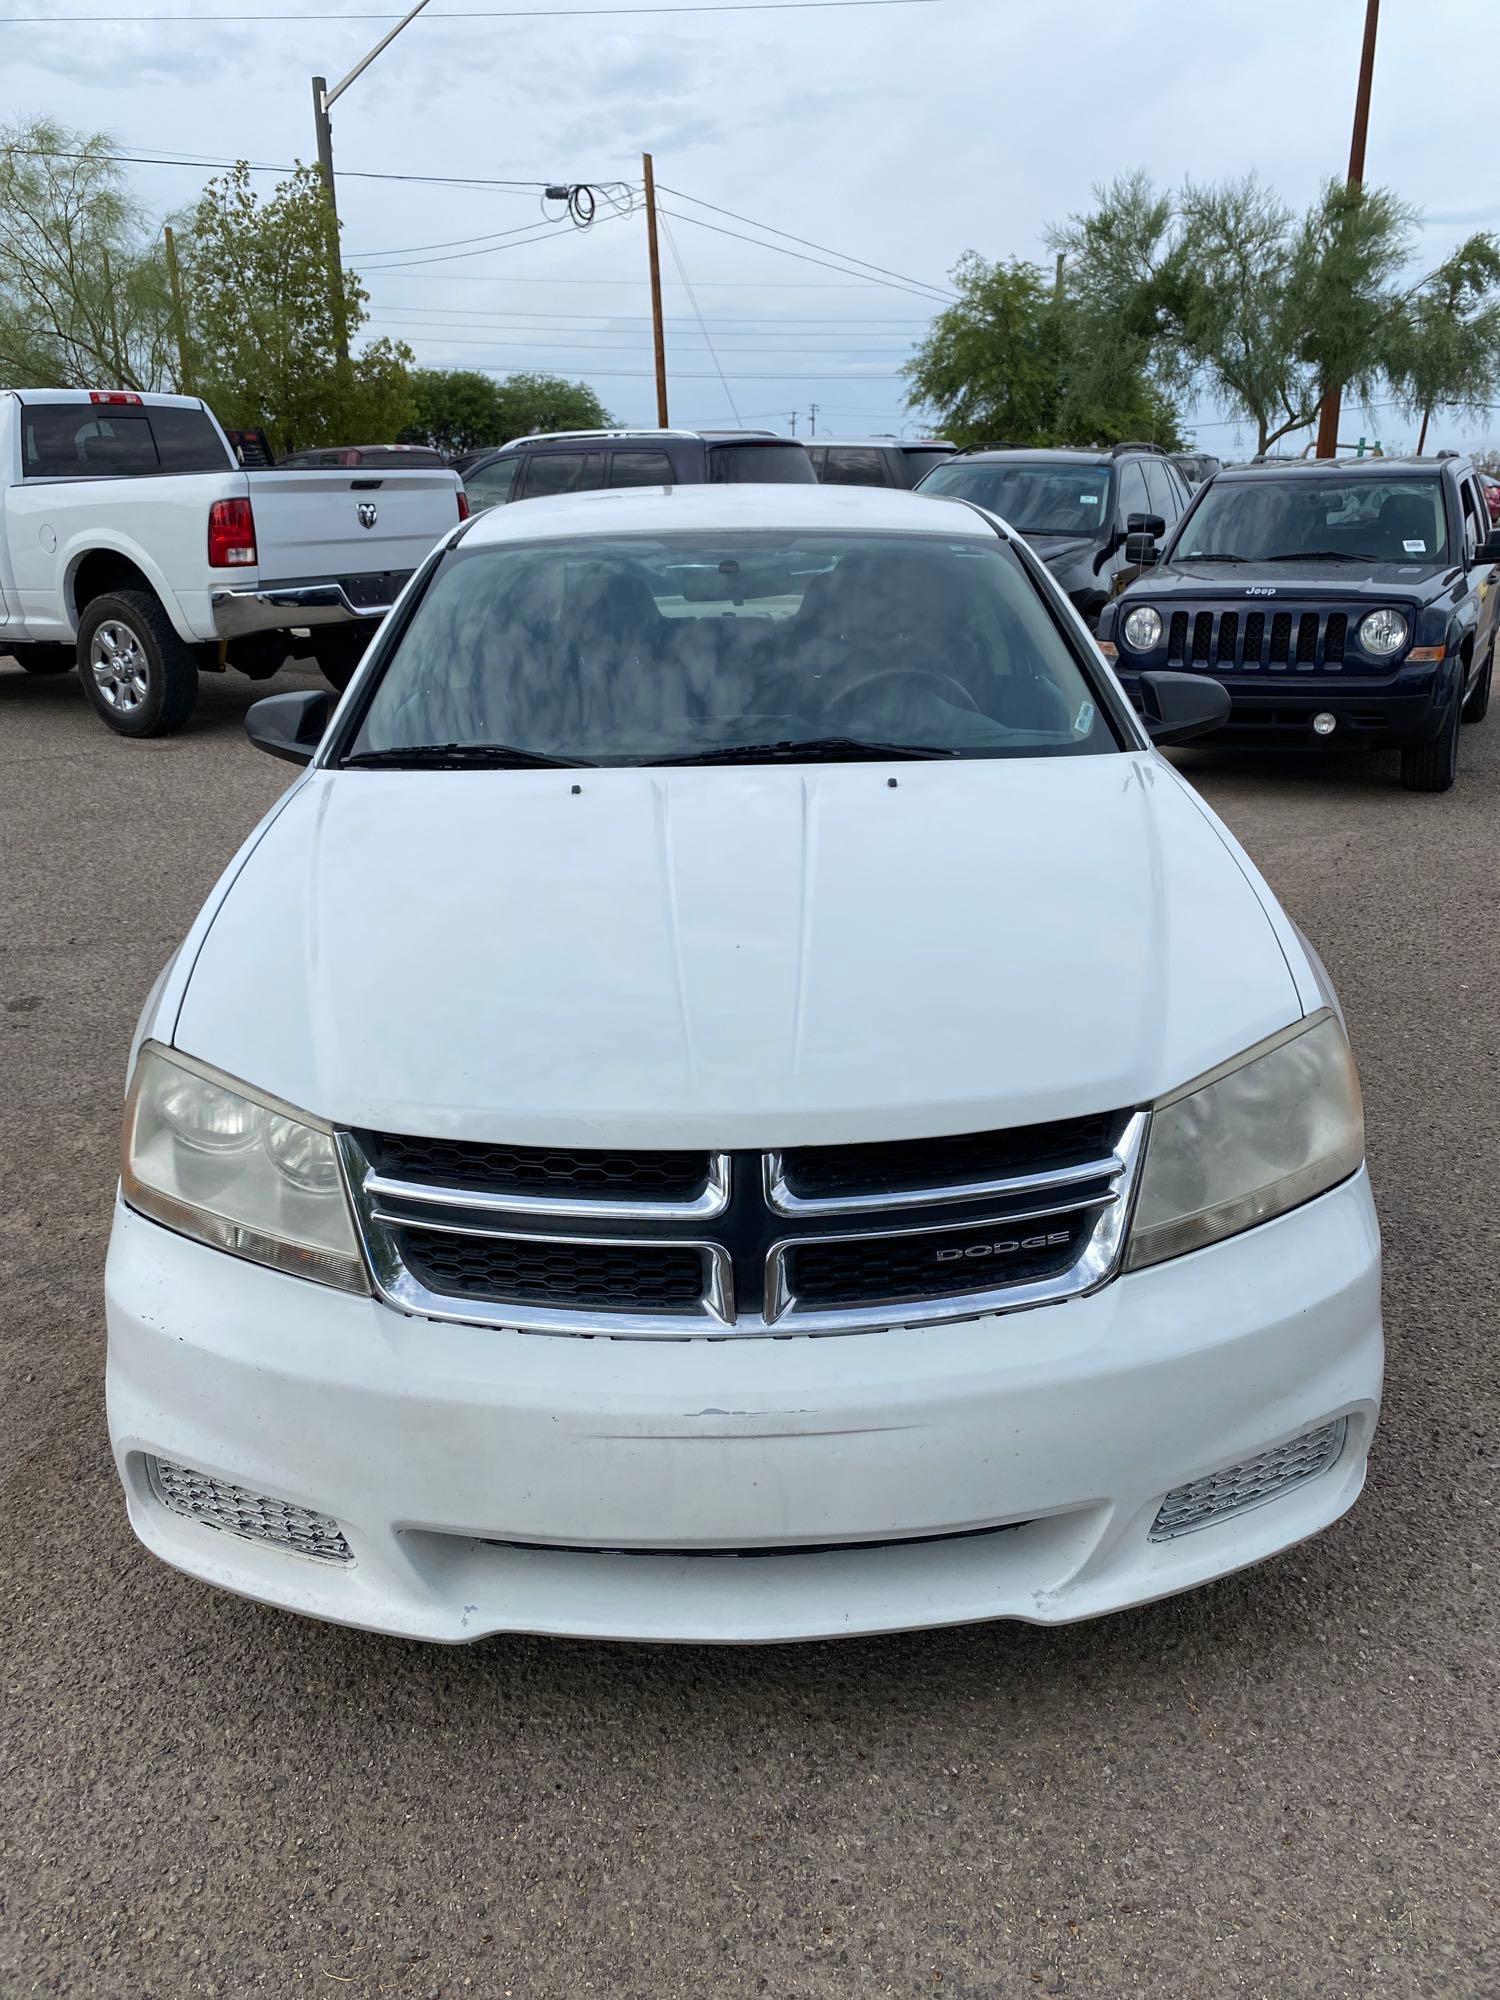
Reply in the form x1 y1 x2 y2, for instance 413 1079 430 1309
0 388 467 736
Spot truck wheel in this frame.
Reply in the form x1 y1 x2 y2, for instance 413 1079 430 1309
1461 645 1492 724
77 591 199 738
313 628 372 693
1399 696 1460 793
10 644 75 676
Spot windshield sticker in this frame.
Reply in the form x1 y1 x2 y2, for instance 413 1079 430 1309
1079 494 1100 504
1073 700 1096 737
1404 538 1427 554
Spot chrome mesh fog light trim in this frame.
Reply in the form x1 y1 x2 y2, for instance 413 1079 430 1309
146 1456 353 1564
1150 1420 1346 1541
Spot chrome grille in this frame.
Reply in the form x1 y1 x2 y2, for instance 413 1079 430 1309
1150 1421 1346 1541
342 1113 1147 1340
147 1456 352 1563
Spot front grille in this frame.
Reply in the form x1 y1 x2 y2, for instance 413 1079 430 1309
1149 1421 1346 1540
147 1456 352 1563
346 1112 1146 1338
1295 612 1318 666
1324 612 1347 664
398 1228 707 1311
1168 610 1188 660
1191 610 1213 663
788 1211 1093 1309
360 1130 711 1203
1241 611 1265 665
1215 610 1238 664
780 1111 1121 1202
1164 605 1383 675
1270 611 1292 664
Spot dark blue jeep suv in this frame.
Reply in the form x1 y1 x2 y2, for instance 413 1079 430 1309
1097 454 1500 791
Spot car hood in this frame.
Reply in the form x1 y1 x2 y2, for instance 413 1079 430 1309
1025 533 1097 570
1142 556 1449 601
173 756 1303 1147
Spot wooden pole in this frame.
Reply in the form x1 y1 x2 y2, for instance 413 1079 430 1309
1315 0 1380 458
642 153 668 427
163 226 194 395
313 76 351 370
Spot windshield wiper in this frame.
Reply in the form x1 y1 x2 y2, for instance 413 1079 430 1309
342 742 594 770
1180 551 1247 563
650 736 962 767
1261 550 1385 564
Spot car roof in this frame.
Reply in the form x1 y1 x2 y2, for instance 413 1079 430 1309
456 481 998 547
8 388 209 410
489 428 795 453
1216 456 1457 482
814 437 955 450
944 447 1112 466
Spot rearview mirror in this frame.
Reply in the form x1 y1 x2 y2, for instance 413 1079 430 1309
246 689 332 765
1138 670 1230 747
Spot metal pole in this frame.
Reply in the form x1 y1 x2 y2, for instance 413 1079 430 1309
323 0 435 106
100 246 127 386
808 401 818 437
1315 0 1380 458
642 153 669 427
311 75 350 369
163 225 194 395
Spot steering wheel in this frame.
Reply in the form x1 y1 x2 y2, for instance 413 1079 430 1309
821 666 980 716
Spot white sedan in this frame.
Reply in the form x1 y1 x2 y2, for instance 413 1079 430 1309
106 481 1381 1642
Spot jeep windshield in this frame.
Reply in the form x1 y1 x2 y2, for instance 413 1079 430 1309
1177 476 1449 565
344 529 1121 767
916 461 1110 537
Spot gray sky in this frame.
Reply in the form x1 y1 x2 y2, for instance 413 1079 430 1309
9 0 1499 451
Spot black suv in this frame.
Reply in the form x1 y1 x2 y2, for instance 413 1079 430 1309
1097 454 1500 792
459 428 814 510
807 438 956 489
914 443 1194 628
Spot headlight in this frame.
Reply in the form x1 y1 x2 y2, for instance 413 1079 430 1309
1358 608 1408 657
1122 606 1163 652
1126 1011 1364 1271
122 1043 368 1293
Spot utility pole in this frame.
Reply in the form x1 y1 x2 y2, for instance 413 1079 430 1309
787 410 797 436
1053 251 1065 308
808 401 819 438
1314 0 1380 458
642 152 669 427
163 225 194 394
100 246 126 387
312 0 437 373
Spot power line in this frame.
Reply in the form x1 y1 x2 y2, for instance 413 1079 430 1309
4 0 946 20
362 303 928 324
0 143 596 191
659 212 741 423
658 182 955 302
473 366 909 379
655 205 954 305
365 323 913 357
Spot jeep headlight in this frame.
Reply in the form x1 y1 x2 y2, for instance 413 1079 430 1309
1358 608 1407 657
1122 605 1163 652
1126 1011 1364 1270
122 1043 368 1292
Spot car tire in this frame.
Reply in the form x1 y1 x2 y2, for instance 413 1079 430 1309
77 591 199 737
10 644 75 676
1460 645 1492 724
313 628 372 693
1399 695 1461 793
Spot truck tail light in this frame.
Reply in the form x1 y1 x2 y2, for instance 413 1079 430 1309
89 390 143 405
456 490 471 522
208 497 257 569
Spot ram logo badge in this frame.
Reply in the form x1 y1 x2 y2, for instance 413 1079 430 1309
357 501 378 530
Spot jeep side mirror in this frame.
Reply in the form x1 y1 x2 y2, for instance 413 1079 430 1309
246 689 331 765
1137 670 1230 747
1123 512 1165 566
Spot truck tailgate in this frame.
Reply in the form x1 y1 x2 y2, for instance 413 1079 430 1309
247 469 460 581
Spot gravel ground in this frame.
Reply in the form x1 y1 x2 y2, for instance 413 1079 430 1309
1 657 1496 2000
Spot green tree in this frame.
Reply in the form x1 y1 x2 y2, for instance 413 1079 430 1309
178 162 414 455
903 252 1181 449
0 117 176 390
1383 236 1500 450
399 368 504 454
489 371 612 440
1050 171 1500 457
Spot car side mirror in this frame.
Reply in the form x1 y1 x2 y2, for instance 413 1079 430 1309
246 689 331 765
1123 533 1160 566
1137 670 1230 747
1480 528 1500 563
1126 512 1166 539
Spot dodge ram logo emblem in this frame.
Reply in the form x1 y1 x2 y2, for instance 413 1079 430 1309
357 501 378 530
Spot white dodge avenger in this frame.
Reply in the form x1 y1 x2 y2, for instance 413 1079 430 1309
106 482 1382 1643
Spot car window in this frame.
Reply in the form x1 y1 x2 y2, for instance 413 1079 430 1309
1177 476 1449 563
464 457 520 510
20 401 229 477
1459 477 1485 561
1141 460 1179 523
707 443 816 484
898 448 955 484
347 529 1121 767
916 462 1111 537
807 448 828 479
610 449 674 488
1116 461 1152 526
822 448 890 487
520 451 604 500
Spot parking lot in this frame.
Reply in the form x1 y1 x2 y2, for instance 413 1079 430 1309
2 652 1496 1999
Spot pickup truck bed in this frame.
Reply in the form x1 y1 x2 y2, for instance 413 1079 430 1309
0 389 466 736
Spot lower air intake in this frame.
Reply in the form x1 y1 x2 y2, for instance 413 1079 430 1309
1150 1420 1346 1542
147 1456 353 1564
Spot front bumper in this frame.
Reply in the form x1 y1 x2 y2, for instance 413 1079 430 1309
1114 661 1452 747
106 1174 1383 1644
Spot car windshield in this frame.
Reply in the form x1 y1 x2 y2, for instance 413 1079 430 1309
916 462 1110 537
1177 476 1449 563
708 444 816 484
899 448 955 480
346 530 1119 766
